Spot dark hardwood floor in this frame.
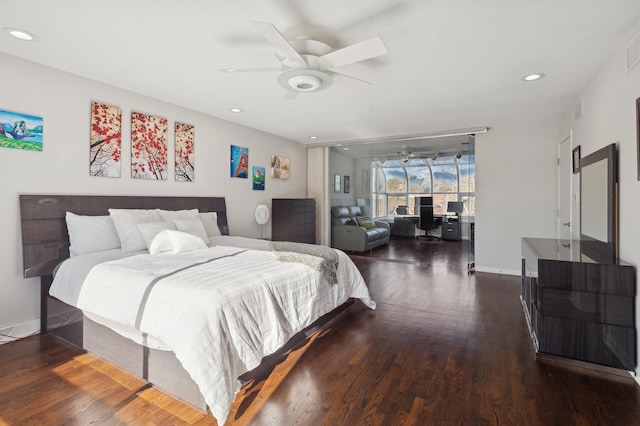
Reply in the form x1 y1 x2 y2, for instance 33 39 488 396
1 237 639 425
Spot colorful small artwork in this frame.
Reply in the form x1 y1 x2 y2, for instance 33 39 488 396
252 166 265 190
131 112 168 180
175 122 195 182
90 102 122 177
0 109 43 152
271 154 290 179
230 145 249 178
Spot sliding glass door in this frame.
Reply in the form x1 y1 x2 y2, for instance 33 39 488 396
460 135 476 271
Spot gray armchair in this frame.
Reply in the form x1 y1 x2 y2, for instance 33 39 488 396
330 206 390 252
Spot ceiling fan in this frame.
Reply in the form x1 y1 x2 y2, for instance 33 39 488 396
384 144 464 163
383 145 420 162
221 21 388 99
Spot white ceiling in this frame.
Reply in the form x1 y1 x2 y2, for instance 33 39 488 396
2 0 640 155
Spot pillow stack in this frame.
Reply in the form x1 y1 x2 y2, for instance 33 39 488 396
64 208 223 256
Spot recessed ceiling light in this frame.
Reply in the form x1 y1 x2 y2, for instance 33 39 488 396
343 147 350 151
224 69 237 73
522 73 545 82
309 136 318 140
229 108 243 113
3 27 37 41
335 144 342 147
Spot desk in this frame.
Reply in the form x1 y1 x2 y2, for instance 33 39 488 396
389 215 462 240
441 218 460 241
389 215 418 237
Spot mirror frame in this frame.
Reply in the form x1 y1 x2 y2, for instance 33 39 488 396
579 143 618 261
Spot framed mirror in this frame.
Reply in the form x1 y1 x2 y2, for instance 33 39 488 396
579 143 618 262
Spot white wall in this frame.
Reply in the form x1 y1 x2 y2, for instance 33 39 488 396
475 122 559 275
558 28 640 376
329 149 356 206
0 53 307 334
307 146 329 245
353 158 371 202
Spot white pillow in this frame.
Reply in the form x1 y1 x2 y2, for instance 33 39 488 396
149 229 208 255
173 219 209 241
136 221 176 249
199 212 221 237
108 208 162 252
157 208 199 221
65 212 121 256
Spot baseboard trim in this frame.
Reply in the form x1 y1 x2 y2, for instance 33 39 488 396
473 266 520 276
0 318 40 344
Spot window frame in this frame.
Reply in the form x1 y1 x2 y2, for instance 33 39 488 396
372 155 475 218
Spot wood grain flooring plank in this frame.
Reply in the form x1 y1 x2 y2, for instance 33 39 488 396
1 238 640 424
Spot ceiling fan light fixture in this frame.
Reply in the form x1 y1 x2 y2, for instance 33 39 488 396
288 75 322 92
278 69 332 93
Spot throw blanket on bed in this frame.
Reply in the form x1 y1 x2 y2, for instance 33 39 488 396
271 241 339 284
72 245 375 425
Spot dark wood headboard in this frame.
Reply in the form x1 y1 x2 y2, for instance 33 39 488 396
19 195 229 278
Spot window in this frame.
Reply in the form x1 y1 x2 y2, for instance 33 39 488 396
371 154 475 218
431 156 458 215
458 155 475 216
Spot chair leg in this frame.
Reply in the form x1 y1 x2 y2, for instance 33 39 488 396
416 230 440 241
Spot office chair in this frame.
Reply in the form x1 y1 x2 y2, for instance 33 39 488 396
416 205 441 241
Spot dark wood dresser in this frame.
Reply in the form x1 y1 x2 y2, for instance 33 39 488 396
521 237 636 370
271 198 316 244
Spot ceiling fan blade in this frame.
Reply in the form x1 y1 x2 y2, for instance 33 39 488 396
251 21 307 67
316 36 388 71
218 68 284 73
283 90 299 100
330 71 374 89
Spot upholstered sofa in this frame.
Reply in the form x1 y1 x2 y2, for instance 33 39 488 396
330 206 391 252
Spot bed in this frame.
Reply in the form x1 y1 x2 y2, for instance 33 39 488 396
19 194 376 425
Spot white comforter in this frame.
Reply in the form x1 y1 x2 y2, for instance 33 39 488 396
51 238 375 424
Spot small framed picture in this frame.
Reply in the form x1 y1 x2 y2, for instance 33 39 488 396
271 154 290 179
572 146 580 174
344 175 350 193
334 174 341 192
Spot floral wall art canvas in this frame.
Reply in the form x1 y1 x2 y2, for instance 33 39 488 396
90 101 121 177
131 112 168 180
230 145 249 178
0 109 43 152
175 122 194 182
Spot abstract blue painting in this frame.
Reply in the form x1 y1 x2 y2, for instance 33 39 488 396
230 145 249 178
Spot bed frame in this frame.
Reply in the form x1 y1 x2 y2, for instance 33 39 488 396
19 194 352 412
